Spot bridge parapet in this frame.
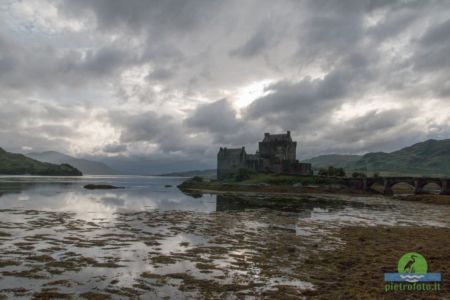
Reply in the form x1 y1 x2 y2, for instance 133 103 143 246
347 176 450 195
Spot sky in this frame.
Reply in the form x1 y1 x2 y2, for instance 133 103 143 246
1 0 450 174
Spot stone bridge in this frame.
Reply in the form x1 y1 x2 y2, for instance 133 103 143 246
346 177 450 195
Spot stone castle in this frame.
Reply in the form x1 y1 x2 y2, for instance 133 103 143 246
217 131 312 180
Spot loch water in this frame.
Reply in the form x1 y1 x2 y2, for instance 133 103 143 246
0 176 449 298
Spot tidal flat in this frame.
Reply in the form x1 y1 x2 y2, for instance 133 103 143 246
0 176 449 299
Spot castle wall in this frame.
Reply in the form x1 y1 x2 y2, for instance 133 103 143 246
217 147 247 180
245 157 264 172
281 160 313 175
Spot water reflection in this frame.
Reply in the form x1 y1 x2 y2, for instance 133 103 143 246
0 176 450 298
0 176 217 220
215 193 366 214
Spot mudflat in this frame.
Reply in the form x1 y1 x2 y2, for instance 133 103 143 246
303 226 450 299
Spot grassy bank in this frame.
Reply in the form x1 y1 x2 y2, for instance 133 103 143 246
177 174 369 196
233 173 345 185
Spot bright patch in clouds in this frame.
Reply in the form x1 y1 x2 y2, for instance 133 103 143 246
233 79 275 111
332 97 404 123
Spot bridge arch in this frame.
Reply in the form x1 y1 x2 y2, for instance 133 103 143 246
421 182 442 194
361 178 384 193
414 178 442 194
389 182 415 194
382 178 415 195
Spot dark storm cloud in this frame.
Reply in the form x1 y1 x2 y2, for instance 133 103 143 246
185 98 262 147
294 0 366 67
103 143 128 154
0 28 138 94
420 18 450 45
299 108 426 158
229 29 269 59
110 110 208 154
111 111 172 144
245 69 349 128
366 7 417 40
57 0 223 34
323 109 416 145
82 47 134 75
413 18 450 72
185 99 241 133
147 67 174 81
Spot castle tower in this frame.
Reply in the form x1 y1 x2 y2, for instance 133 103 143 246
258 131 297 162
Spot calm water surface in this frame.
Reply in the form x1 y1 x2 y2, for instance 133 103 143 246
0 176 449 299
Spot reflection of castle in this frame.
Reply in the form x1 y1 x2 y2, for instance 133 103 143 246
215 195 313 218
217 131 312 180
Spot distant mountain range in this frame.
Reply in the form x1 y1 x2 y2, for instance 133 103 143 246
27 151 118 175
303 139 450 177
302 154 362 169
3 138 449 177
0 148 82 176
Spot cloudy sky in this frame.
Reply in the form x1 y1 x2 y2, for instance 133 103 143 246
1 0 450 173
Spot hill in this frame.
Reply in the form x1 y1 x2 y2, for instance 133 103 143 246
159 169 216 178
302 154 362 169
27 151 118 175
0 148 82 176
351 139 450 176
305 139 450 177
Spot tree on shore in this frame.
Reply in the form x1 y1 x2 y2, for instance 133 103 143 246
318 166 346 177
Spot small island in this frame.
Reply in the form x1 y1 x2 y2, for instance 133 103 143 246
180 132 354 194
0 147 82 176
84 184 124 190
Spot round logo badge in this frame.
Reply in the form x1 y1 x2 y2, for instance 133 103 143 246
397 252 428 274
